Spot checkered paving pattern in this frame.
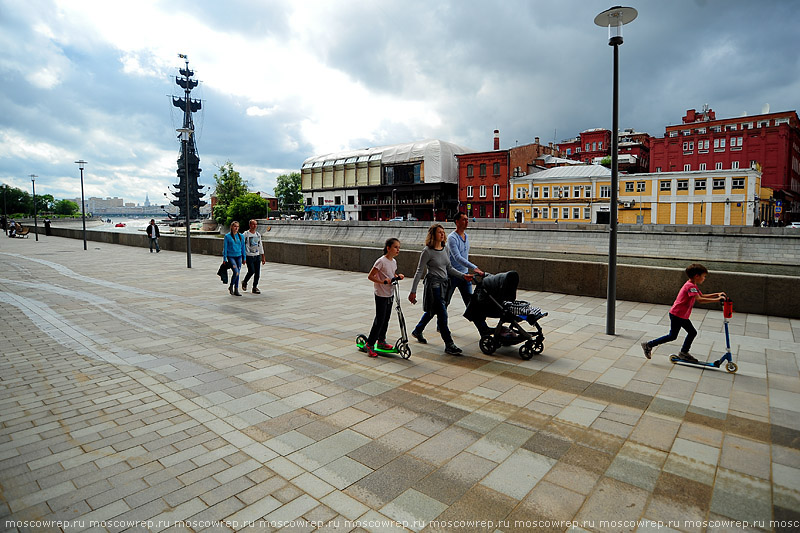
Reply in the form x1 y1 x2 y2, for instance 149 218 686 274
1 235 799 532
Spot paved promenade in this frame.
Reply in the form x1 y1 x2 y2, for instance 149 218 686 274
1 235 798 533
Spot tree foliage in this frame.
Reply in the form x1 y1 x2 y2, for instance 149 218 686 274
3 186 31 215
273 172 302 211
226 193 267 226
54 199 79 216
212 161 249 224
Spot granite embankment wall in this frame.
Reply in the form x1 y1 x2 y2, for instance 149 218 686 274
49 223 800 318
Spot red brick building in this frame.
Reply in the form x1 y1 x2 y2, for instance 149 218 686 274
455 131 509 219
649 107 800 223
558 128 650 173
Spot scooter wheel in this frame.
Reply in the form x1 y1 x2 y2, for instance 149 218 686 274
669 354 680 363
397 341 411 360
479 335 498 355
355 334 368 352
725 362 738 374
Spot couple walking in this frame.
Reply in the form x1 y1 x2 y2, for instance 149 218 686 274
223 220 267 296
408 212 483 355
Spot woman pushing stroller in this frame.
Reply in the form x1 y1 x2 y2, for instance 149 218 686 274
409 224 473 355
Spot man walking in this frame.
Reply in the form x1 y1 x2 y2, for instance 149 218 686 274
146 219 160 253
447 211 484 306
242 219 266 294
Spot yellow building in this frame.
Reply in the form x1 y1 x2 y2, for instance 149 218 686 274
509 165 771 226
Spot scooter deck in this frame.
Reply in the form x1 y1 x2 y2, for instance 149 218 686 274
356 340 398 354
669 354 737 373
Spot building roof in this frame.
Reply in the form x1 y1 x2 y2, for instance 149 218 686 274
301 139 475 184
538 154 583 166
515 164 611 180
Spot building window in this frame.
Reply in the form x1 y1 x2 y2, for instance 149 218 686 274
542 207 549 219
699 163 706 171
347 195 355 205
479 185 486 198
694 179 706 191
585 143 590 151
677 180 689 191
334 195 341 205
682 130 691 136
543 186 549 199
732 136 743 148
655 166 662 172
480 164 486 177
598 142 603 150
306 197 313 206
716 162 723 170
698 128 706 134
660 181 671 192
584 207 591 219
566 148 572 155
467 164 473 177
732 178 745 189
562 207 569 219
750 160 757 169
699 139 709 151
625 182 634 192
684 164 691 171
732 161 739 169
516 187 528 199
467 186 473 198
669 131 678 137
573 186 580 197
561 186 569 198
318 197 324 206
493 162 500 175
637 181 646 192
713 179 725 190
585 186 591 198
726 124 737 131
758 120 769 128
600 186 610 198
533 186 539 199
573 207 580 219
592 142 597 151
493 184 500 198
533 208 539 219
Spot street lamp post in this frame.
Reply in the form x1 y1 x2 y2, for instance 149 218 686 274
392 189 397 220
2 184 7 236
30 174 38 241
75 160 88 250
595 5 637 336
177 127 193 268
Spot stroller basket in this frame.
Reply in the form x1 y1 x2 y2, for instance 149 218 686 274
504 300 547 321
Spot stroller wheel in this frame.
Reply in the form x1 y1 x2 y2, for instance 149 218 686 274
520 340 544 360
479 335 498 355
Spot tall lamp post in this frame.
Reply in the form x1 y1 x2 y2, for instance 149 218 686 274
595 5 637 336
75 160 88 250
392 188 397 220
30 174 38 241
177 127 193 268
2 183 7 236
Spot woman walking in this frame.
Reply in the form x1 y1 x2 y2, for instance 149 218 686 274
408 223 473 355
223 221 246 296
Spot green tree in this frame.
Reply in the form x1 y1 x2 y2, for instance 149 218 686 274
54 199 79 216
273 172 302 211
3 186 31 215
37 194 55 213
226 193 267 226
599 156 612 168
212 161 249 224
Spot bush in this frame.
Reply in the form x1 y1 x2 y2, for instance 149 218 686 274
225 193 267 226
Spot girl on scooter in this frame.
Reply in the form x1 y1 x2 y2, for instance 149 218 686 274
642 263 727 362
363 238 404 358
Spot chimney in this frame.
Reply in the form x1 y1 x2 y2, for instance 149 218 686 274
535 137 540 145
493 130 500 150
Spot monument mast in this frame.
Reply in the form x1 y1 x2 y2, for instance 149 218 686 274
171 54 206 221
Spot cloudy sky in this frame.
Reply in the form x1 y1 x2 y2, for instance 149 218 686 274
1 0 798 205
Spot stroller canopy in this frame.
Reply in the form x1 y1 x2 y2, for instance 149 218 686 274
464 271 519 321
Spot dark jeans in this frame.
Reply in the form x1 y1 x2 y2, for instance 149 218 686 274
413 285 453 344
367 295 393 346
149 237 160 252
243 256 261 288
228 256 243 288
648 313 697 353
447 275 473 307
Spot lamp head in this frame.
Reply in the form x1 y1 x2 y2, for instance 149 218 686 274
75 160 87 170
594 6 638 46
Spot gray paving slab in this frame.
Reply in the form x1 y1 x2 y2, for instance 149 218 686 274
1 235 799 532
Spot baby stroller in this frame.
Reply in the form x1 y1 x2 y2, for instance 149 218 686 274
464 271 547 360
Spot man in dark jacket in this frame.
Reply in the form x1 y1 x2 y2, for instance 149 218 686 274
146 219 160 253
